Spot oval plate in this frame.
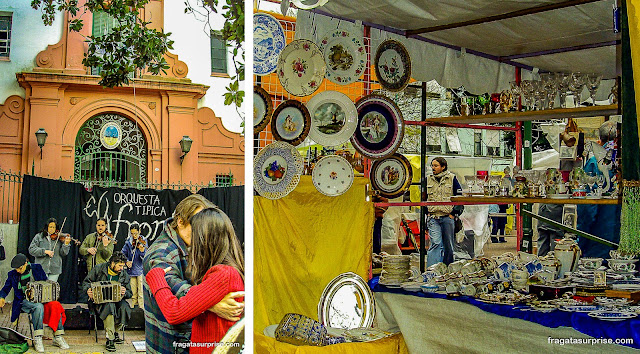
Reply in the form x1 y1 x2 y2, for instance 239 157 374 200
254 13 286 76
319 29 366 85
370 153 413 198
312 155 354 197
253 85 273 135
307 91 358 146
277 39 326 97
374 40 411 92
253 141 303 200
291 0 329 9
318 272 375 330
271 100 311 146
351 94 404 160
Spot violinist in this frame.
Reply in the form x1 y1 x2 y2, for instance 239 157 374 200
121 223 145 308
28 218 71 282
79 218 114 272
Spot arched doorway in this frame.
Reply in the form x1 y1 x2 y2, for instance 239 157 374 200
74 114 147 185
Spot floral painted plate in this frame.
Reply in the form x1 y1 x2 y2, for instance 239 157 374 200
374 40 411 92
277 39 326 97
350 94 404 160
271 100 311 146
318 29 366 85
253 141 303 200
253 13 286 76
307 91 357 146
370 153 413 199
254 85 273 135
291 0 329 9
312 155 354 197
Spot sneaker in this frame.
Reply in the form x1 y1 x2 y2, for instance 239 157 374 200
106 339 116 352
53 335 70 349
114 332 124 344
34 336 45 353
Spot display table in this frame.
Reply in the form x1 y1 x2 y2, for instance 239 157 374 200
371 278 639 353
254 332 409 353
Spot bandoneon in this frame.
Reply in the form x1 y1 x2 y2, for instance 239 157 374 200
26 280 60 303
91 281 123 304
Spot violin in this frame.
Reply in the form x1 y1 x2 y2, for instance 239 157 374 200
132 237 147 249
102 231 117 244
50 230 81 245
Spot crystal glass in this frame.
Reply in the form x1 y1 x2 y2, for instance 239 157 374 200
509 81 521 111
464 175 476 196
540 73 558 109
555 73 571 108
596 174 606 196
488 175 502 196
476 174 488 196
585 74 603 105
585 173 598 197
568 72 587 107
519 80 534 111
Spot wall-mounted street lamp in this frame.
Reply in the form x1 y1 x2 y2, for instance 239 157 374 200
179 135 193 164
35 128 48 155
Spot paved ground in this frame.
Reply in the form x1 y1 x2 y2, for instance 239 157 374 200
0 303 145 353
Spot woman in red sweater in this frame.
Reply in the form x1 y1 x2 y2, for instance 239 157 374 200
146 207 244 353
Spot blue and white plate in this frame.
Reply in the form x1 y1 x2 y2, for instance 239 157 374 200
559 305 601 312
254 13 286 76
588 311 637 321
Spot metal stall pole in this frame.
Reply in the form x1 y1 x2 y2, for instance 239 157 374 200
420 82 427 272
515 121 523 251
522 121 534 253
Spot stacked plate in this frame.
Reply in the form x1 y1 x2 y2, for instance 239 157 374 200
379 255 411 287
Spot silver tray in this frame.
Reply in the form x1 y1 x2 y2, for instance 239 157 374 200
318 272 375 330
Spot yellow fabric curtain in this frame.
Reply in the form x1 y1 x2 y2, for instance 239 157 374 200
628 0 640 141
255 333 409 353
254 176 374 332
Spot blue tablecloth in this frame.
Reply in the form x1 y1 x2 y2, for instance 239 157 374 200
369 277 640 349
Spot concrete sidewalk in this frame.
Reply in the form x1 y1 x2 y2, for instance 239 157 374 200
0 303 145 353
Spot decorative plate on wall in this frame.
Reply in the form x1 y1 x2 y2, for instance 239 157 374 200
318 272 375 330
291 0 329 9
271 100 311 146
312 155 354 197
370 153 413 199
318 29 366 85
374 40 411 92
253 85 273 135
254 13 286 76
350 94 404 160
277 39 326 97
306 91 357 146
253 141 303 200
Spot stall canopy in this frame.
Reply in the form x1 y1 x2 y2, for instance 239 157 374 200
300 0 618 93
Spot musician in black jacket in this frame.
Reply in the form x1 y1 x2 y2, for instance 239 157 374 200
82 251 132 352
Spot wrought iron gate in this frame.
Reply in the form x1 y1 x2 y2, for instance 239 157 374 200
74 114 147 185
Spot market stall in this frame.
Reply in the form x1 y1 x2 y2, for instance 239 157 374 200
253 0 638 351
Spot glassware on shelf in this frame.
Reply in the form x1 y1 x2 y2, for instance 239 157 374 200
464 175 476 196
499 176 512 197
540 73 558 110
585 73 602 105
596 174 606 196
568 72 587 107
488 175 502 196
584 173 598 198
477 174 489 196
555 72 571 108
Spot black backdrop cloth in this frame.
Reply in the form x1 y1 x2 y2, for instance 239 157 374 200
17 175 244 303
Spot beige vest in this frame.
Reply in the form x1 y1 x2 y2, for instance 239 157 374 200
426 171 455 216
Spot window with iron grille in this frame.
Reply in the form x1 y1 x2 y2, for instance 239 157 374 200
216 174 233 187
0 15 12 59
210 32 228 75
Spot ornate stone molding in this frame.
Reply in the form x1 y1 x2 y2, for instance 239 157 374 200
70 97 86 105
35 42 65 69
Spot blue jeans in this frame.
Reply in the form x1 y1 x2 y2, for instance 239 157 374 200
426 216 455 267
21 300 64 335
